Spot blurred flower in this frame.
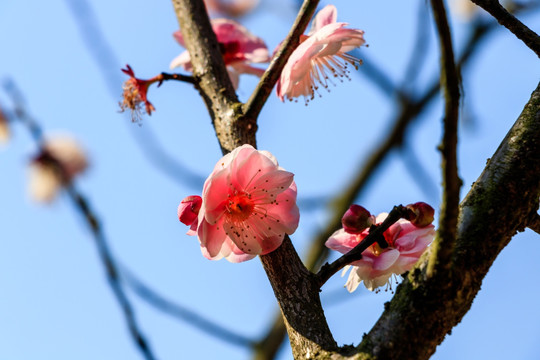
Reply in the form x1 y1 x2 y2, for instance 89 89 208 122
28 135 88 203
0 107 9 145
449 0 479 21
120 65 161 122
276 5 366 103
170 19 269 88
204 0 259 18
181 144 300 262
326 213 435 292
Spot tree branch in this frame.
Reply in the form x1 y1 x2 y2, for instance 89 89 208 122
470 0 540 57
428 0 461 275
355 81 540 360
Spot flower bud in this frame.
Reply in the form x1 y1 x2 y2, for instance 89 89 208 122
405 202 435 228
341 204 374 234
178 195 202 226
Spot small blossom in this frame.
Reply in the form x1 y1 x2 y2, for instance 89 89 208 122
170 19 269 89
0 107 9 145
180 144 300 263
326 213 435 292
178 195 202 235
204 0 259 18
28 135 88 203
405 202 435 228
341 204 375 234
120 65 161 122
276 5 366 103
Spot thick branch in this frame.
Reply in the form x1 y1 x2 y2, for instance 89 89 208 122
353 81 540 359
171 0 254 152
471 0 540 57
171 1 336 358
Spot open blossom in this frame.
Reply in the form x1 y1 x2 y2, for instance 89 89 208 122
276 5 366 103
326 213 435 292
179 144 299 263
28 135 88 203
170 19 269 88
204 0 259 18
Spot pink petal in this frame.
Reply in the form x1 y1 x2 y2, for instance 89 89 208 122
309 5 338 34
198 218 228 259
202 167 230 224
372 249 400 271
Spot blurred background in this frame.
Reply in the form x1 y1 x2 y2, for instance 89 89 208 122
1 0 539 359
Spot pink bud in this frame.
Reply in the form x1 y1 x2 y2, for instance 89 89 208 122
341 204 374 234
178 195 202 226
406 202 435 228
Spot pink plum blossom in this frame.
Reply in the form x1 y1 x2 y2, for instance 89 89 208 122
326 213 435 292
180 145 299 263
170 19 269 89
276 5 366 102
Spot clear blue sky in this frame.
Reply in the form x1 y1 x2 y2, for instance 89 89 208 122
1 0 539 359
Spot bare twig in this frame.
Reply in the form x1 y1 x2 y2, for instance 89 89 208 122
471 0 540 57
4 81 157 360
120 267 256 348
428 0 461 275
64 0 205 190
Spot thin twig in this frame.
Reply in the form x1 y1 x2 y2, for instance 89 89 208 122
428 0 461 275
64 0 205 190
471 0 540 57
243 0 320 120
4 81 158 360
120 267 256 348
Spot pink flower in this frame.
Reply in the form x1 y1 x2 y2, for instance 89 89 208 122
170 19 269 88
276 5 366 102
326 213 435 292
204 0 259 18
181 144 300 263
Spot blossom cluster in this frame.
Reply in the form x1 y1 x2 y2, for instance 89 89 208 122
326 204 435 292
121 5 366 118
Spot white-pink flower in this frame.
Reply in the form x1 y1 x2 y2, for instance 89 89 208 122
170 19 269 89
276 5 366 102
28 135 88 203
326 213 435 292
181 144 300 263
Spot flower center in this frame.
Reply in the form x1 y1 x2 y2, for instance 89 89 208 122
226 193 254 222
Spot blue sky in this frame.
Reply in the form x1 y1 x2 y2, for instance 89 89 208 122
1 0 539 359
